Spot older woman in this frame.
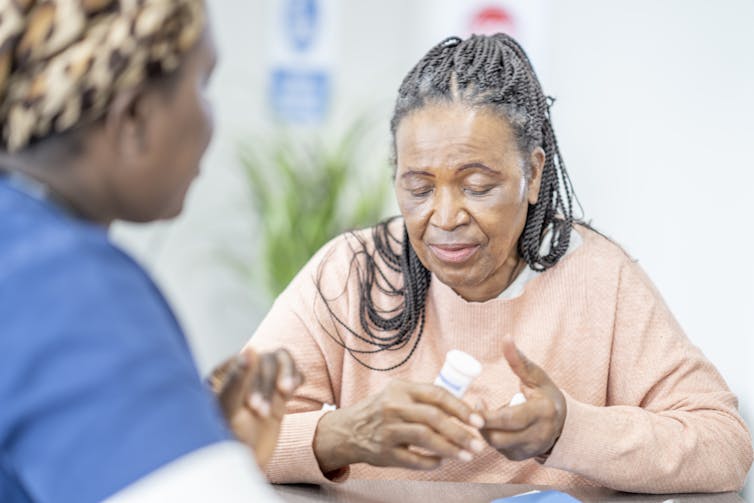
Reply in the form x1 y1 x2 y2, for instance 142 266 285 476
247 33 753 493
0 2 297 502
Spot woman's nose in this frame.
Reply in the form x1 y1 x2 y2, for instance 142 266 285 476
430 188 469 231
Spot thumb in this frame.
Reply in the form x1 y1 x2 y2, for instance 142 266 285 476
502 335 550 389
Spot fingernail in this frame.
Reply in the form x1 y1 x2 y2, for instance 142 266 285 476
469 413 485 429
258 400 270 417
235 353 248 368
249 393 263 412
457 450 473 462
470 439 486 453
280 376 295 393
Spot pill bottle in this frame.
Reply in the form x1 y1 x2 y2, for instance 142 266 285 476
434 350 482 398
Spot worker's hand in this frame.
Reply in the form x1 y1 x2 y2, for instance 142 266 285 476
209 348 303 469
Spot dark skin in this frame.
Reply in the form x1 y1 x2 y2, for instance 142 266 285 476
209 347 303 469
0 28 303 468
315 380 487 474
480 336 566 461
0 30 217 225
397 102 566 462
395 103 540 303
314 102 566 474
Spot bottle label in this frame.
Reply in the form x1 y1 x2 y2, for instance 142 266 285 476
435 373 463 394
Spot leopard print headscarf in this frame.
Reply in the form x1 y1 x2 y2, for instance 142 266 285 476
0 0 205 152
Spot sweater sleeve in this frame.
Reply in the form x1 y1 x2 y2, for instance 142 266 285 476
544 259 753 493
245 239 351 485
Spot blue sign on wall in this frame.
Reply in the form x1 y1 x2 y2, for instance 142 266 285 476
269 0 331 124
285 0 319 52
270 68 330 124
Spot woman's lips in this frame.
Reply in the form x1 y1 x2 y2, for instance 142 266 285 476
428 244 480 264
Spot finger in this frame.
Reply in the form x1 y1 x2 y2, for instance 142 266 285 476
481 428 531 452
251 352 278 417
273 348 303 395
475 398 489 417
391 447 442 470
477 397 504 428
207 357 234 394
216 354 253 417
247 351 268 417
502 335 550 389
398 404 485 453
268 387 288 421
482 402 538 431
409 382 485 428
388 424 472 461
237 348 258 400
483 428 544 461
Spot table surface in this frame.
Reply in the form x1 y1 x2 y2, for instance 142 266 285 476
273 480 743 503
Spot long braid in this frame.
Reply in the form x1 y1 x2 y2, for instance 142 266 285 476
319 33 580 370
315 218 430 371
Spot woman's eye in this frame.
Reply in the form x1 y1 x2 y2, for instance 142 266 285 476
410 187 433 198
464 186 494 196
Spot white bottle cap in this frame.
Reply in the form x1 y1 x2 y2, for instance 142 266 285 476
434 350 482 398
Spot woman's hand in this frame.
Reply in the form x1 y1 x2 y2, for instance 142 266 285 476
479 336 566 461
209 348 303 470
313 379 486 474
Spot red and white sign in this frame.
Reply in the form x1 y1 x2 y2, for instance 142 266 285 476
423 0 551 86
468 5 518 38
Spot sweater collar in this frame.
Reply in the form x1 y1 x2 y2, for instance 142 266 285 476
429 226 583 305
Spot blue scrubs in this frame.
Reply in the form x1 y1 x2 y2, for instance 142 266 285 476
0 176 231 502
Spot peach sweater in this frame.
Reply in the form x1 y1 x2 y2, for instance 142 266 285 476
248 222 752 493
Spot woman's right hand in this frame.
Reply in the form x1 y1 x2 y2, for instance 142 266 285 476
313 379 486 474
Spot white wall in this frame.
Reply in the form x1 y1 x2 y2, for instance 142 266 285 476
549 0 754 428
114 0 754 482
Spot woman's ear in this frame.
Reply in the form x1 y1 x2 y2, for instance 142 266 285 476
526 146 545 205
102 86 152 162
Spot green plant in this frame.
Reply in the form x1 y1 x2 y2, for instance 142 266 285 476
238 121 391 300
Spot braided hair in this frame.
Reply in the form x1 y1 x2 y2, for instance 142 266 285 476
318 33 579 370
0 0 205 153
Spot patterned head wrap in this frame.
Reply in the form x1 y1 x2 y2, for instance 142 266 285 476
0 0 206 153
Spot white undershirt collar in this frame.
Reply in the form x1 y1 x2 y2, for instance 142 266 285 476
497 227 583 300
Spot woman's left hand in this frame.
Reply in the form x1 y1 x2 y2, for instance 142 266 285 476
479 336 566 461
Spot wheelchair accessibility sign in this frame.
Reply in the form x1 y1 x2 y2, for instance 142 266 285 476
268 0 336 124
286 0 319 52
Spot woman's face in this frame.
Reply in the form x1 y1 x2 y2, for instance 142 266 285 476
394 102 543 302
109 27 217 222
